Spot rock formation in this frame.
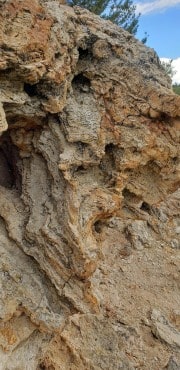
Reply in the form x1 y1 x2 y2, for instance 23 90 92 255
0 0 179 369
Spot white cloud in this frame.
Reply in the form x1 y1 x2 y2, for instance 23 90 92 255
136 0 180 15
160 57 180 84
172 58 180 84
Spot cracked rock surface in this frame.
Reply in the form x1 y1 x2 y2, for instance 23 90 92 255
0 1 179 369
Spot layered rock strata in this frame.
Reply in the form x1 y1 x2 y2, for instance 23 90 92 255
0 1 179 369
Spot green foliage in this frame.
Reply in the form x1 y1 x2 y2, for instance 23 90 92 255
141 31 149 44
103 0 139 35
173 84 180 95
161 59 176 80
68 0 140 36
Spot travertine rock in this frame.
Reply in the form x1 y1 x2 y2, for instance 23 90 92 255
164 356 180 370
0 1 179 369
151 309 180 348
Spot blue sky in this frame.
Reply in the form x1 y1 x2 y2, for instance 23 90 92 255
134 0 180 83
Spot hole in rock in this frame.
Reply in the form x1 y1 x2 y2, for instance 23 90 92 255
55 51 60 58
24 83 37 97
122 188 142 207
94 220 103 234
1 44 14 52
0 132 22 192
122 188 137 200
104 144 116 169
76 165 85 171
160 112 170 122
73 165 86 175
105 143 116 155
76 141 88 154
140 201 151 214
78 47 89 60
172 156 178 164
122 188 131 197
72 73 91 91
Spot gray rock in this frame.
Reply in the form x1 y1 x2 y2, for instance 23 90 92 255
164 356 180 370
151 310 180 349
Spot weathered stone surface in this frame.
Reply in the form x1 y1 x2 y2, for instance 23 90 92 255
0 0 180 369
151 309 180 348
164 356 180 370
0 102 8 134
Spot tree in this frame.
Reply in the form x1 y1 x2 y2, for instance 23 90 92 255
68 0 140 36
160 60 180 95
173 84 180 95
161 59 176 80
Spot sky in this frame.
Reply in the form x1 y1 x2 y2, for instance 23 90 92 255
134 0 180 83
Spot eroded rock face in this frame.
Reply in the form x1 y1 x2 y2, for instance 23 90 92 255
0 1 179 369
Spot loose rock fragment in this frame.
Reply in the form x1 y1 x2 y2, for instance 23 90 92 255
151 309 180 348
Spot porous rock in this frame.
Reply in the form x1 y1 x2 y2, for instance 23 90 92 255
0 1 179 369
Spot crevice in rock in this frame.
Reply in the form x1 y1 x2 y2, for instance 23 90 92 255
24 83 38 97
93 219 109 235
38 364 55 370
105 143 116 155
94 220 103 234
140 201 151 214
74 165 86 173
122 188 131 198
0 131 22 192
122 188 140 203
72 73 91 92
78 47 89 60
55 51 60 59
76 141 88 154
